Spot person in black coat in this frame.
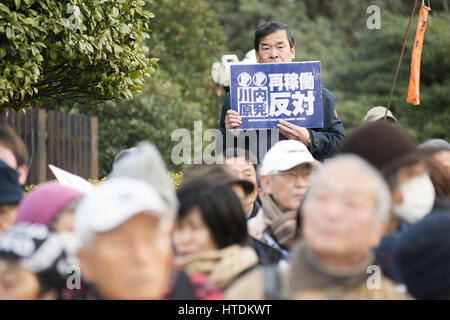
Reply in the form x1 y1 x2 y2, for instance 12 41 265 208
219 21 345 162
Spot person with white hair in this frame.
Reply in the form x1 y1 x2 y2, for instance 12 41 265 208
224 155 410 299
289 155 403 299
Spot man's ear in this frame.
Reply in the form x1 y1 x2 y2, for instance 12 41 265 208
17 164 28 186
260 175 273 195
291 46 295 60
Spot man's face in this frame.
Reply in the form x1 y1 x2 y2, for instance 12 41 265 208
0 144 17 169
78 212 173 300
0 259 40 300
302 163 384 263
225 157 258 213
261 163 313 212
0 204 18 233
255 29 295 63
0 143 28 186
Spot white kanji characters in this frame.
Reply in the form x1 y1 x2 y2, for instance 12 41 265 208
291 90 315 116
284 73 299 91
304 90 315 116
291 91 305 116
269 92 291 117
299 72 314 90
268 73 284 91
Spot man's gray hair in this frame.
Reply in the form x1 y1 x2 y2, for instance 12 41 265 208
418 139 450 152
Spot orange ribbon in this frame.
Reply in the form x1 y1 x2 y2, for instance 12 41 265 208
406 5 431 106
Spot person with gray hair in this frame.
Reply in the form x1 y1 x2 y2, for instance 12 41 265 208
288 154 406 299
419 138 450 178
224 155 410 299
419 138 450 152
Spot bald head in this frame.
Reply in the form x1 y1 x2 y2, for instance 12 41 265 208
306 155 391 223
301 155 391 265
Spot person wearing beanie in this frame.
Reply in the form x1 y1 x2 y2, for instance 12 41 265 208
0 223 71 299
15 182 84 233
0 160 22 233
338 122 437 282
394 211 450 299
339 122 436 227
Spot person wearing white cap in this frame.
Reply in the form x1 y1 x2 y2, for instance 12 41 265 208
248 140 321 254
75 177 221 300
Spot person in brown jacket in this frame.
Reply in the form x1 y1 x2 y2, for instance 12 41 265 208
225 155 411 300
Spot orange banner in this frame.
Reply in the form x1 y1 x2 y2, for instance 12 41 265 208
406 5 431 105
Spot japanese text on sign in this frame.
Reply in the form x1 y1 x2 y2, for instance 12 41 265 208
230 62 323 130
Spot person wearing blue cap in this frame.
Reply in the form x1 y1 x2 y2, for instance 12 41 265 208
0 160 22 233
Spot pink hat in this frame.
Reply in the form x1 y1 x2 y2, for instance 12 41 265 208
16 182 84 226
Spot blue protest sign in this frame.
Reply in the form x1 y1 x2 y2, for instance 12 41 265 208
230 61 323 130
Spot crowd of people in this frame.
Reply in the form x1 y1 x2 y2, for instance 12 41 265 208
0 21 449 300
1 106 449 300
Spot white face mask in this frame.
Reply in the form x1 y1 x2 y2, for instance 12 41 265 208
393 173 436 224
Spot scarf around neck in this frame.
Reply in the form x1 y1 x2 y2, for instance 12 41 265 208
260 191 298 250
177 244 259 290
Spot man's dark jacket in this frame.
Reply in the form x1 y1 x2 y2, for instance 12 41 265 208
219 87 345 162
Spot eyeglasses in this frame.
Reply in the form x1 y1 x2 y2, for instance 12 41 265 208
274 168 313 182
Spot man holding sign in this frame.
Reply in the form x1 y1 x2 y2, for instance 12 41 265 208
220 22 345 162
